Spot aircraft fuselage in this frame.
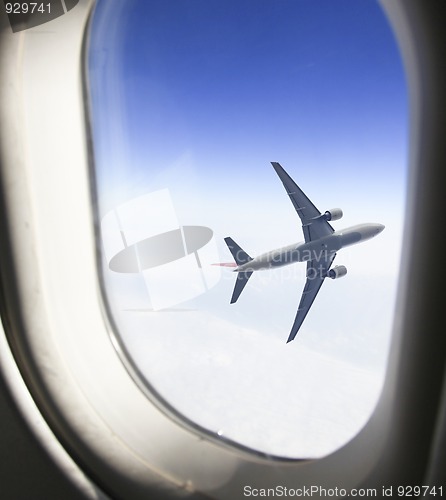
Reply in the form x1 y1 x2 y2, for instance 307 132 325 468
235 223 385 272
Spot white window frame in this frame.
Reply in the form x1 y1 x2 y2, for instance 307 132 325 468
1 1 445 497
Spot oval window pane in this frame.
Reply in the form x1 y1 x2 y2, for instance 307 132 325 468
87 0 407 458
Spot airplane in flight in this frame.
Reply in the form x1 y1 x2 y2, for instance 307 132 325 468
224 162 385 343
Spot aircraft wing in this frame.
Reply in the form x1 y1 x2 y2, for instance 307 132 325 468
271 162 334 242
287 252 336 343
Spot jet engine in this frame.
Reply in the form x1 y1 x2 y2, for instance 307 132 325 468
328 265 347 279
324 208 343 221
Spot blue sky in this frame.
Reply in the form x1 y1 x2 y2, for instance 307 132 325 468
89 0 407 210
88 1 408 458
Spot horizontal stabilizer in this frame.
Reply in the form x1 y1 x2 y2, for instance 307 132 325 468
230 271 253 304
224 237 252 266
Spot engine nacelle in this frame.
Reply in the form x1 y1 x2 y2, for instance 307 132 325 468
324 208 343 221
328 265 347 279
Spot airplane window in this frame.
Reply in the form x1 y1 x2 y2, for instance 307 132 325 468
87 0 407 458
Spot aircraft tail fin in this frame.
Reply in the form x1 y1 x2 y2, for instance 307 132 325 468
230 271 253 304
224 237 252 266
224 237 253 303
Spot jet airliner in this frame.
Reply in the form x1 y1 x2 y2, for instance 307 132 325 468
224 162 385 343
